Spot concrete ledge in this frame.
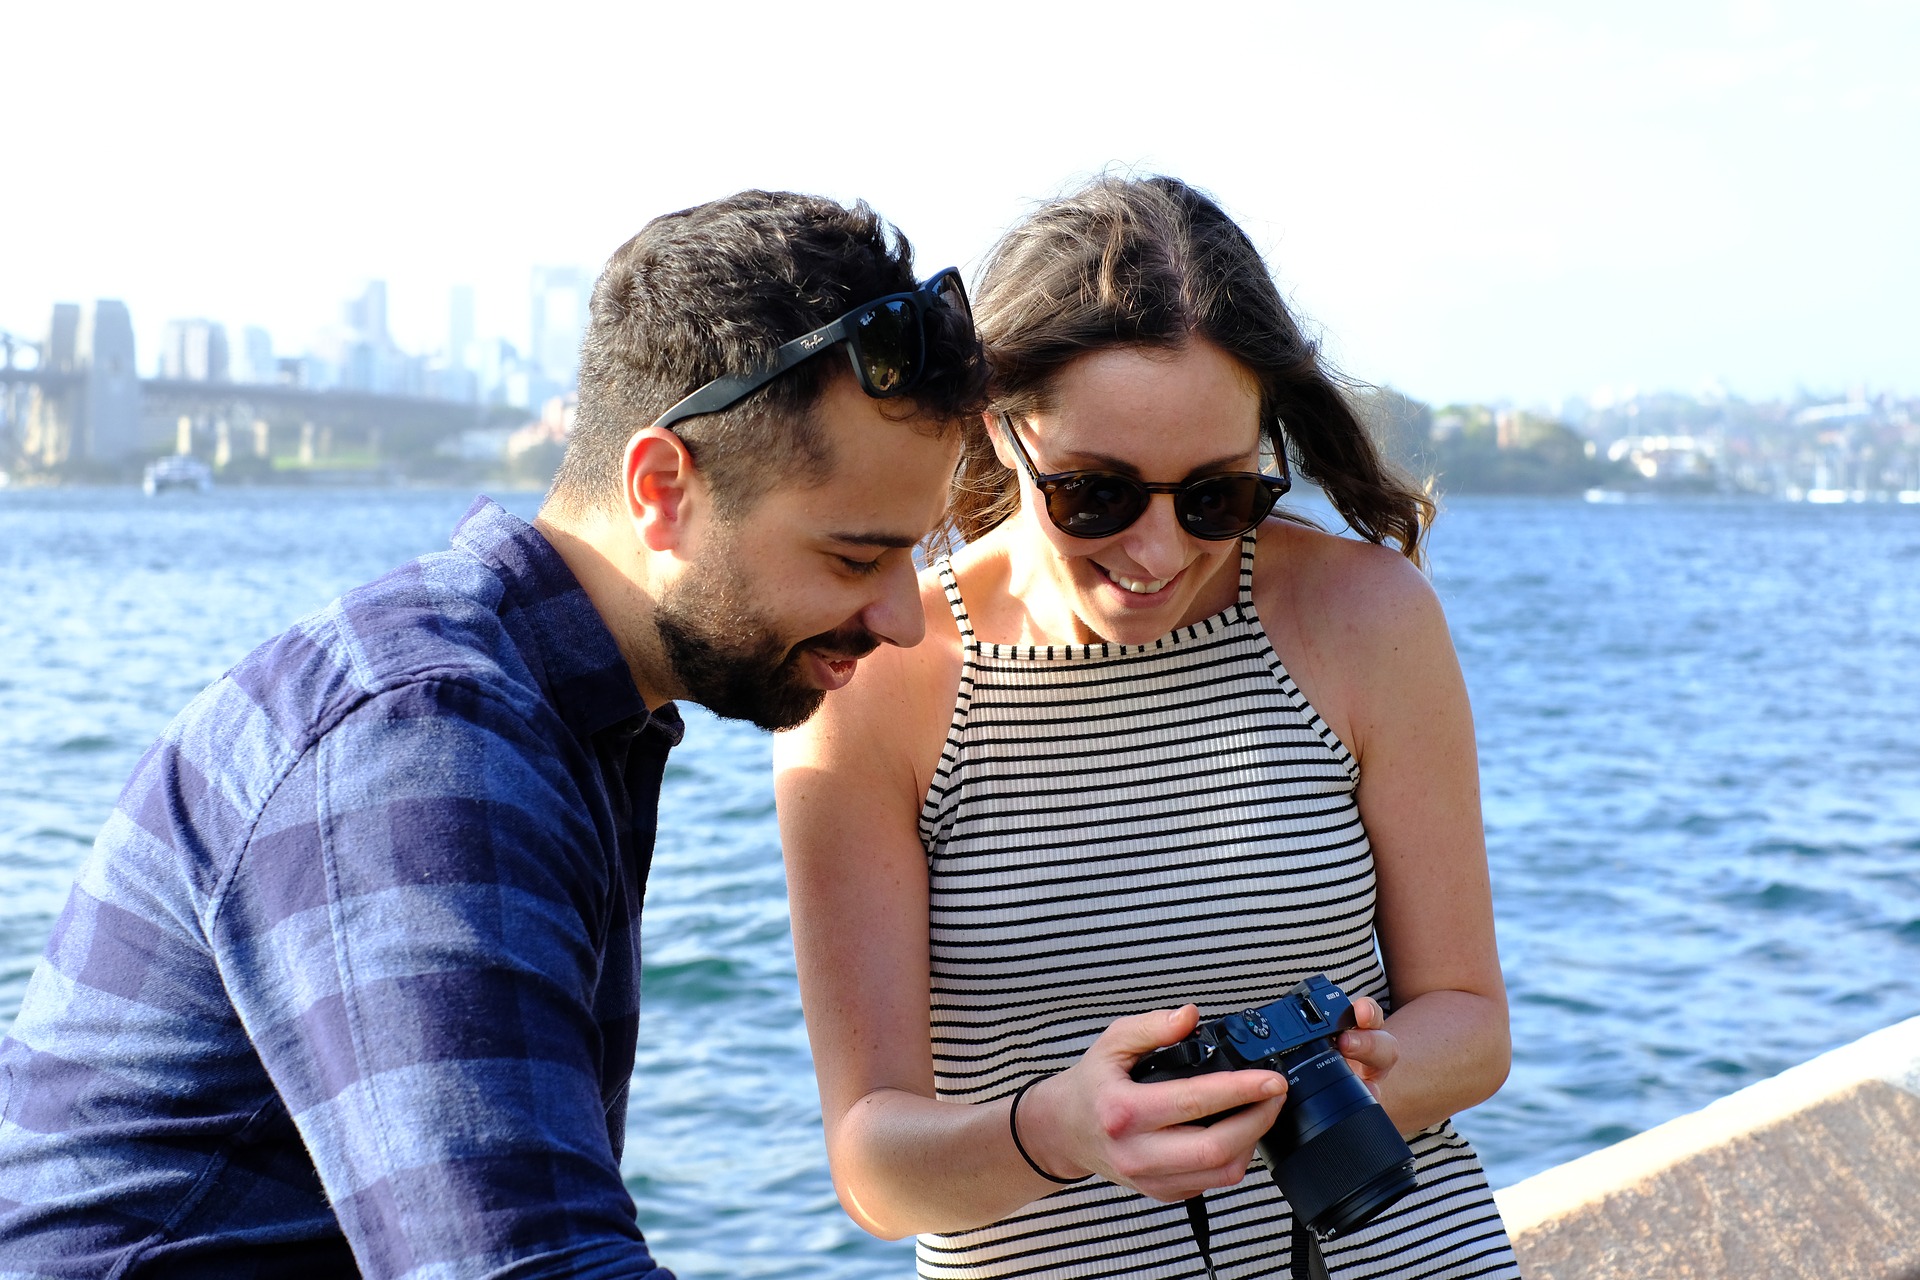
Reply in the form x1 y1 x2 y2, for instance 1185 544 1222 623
1495 1016 1920 1280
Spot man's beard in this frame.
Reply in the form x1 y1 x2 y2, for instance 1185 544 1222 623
653 552 878 733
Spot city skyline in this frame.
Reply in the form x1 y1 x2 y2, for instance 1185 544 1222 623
11 266 1914 416
7 271 592 411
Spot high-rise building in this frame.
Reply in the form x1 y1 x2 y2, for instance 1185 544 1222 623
530 266 591 390
449 284 475 370
159 319 230 382
239 326 276 383
340 281 402 394
346 281 390 348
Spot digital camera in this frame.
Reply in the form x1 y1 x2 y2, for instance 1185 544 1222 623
1130 974 1419 1239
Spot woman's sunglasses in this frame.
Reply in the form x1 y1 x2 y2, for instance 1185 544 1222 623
651 269 972 432
1000 413 1292 541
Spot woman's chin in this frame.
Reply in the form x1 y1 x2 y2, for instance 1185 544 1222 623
1071 592 1192 646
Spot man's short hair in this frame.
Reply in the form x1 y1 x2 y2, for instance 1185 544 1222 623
551 190 985 518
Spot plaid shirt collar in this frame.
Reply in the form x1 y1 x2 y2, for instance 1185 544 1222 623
451 496 683 748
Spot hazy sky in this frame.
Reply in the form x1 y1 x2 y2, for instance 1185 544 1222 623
4 1 1915 407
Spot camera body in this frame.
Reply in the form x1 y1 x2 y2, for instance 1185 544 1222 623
1130 975 1419 1239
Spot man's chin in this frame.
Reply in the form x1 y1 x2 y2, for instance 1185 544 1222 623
692 668 827 733
747 686 828 733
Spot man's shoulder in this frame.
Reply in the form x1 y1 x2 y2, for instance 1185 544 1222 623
130 543 560 845
230 544 549 748
102 543 580 909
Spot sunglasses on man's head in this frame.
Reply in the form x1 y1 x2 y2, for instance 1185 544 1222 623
650 269 973 433
999 413 1292 541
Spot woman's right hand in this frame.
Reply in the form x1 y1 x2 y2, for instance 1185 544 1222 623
1015 1005 1289 1203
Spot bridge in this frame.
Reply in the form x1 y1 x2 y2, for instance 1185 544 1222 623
3 307 486 479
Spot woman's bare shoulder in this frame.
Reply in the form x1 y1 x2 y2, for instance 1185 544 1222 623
773 557 970 794
1252 516 1444 647
1250 518 1454 753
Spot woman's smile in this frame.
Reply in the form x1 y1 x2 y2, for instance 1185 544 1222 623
1100 565 1172 595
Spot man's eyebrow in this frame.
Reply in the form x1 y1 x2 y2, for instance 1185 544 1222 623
826 531 921 549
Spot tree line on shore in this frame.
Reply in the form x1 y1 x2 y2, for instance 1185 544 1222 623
1353 387 1626 496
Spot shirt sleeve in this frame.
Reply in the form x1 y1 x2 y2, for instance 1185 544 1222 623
210 677 674 1280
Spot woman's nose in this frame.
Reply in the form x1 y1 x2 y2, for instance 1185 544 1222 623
1117 495 1191 580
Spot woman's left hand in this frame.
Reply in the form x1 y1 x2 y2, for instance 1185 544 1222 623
1337 996 1399 1099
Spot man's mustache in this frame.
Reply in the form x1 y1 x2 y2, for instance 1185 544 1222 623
793 627 881 664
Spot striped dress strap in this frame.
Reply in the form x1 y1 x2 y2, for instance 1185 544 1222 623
1236 530 1257 608
933 557 976 652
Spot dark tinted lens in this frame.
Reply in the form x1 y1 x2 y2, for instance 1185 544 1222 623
928 270 971 320
1177 476 1277 539
853 298 919 395
1048 474 1150 537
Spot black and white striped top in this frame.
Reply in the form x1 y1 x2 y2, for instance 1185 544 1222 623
916 534 1519 1280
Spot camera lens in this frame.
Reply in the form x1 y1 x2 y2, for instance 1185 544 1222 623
1255 1044 1419 1239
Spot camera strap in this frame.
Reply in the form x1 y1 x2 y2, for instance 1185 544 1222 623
1183 1195 1220 1280
1183 1194 1329 1280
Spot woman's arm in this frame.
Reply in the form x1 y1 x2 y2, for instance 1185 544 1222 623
774 589 1289 1239
1268 531 1512 1133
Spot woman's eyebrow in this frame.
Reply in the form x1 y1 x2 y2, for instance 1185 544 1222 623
1054 447 1256 478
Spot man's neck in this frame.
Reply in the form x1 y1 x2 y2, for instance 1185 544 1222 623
532 510 680 711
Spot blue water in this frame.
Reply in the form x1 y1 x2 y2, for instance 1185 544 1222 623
2 487 1917 1276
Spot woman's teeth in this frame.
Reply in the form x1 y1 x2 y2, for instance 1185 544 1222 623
1104 567 1169 594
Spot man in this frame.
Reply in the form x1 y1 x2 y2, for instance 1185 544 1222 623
0 191 984 1277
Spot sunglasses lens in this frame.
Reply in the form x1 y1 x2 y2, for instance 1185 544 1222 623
929 270 972 320
854 298 920 395
1049 474 1150 537
1178 476 1277 539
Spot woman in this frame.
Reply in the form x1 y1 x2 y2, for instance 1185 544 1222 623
774 176 1518 1279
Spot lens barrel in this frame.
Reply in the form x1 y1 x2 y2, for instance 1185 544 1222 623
1258 1045 1420 1238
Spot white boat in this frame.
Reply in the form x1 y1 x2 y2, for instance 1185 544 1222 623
143 455 214 496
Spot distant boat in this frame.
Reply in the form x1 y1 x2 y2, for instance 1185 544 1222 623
143 455 213 496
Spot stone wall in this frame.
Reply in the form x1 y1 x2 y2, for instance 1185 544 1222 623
1495 1016 1920 1279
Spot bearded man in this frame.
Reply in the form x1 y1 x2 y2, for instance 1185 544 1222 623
0 190 984 1278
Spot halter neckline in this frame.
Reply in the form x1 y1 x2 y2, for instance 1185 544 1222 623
934 531 1258 661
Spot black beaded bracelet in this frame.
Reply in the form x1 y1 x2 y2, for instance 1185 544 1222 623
1007 1073 1091 1185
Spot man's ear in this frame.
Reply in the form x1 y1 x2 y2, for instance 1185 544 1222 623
624 426 704 552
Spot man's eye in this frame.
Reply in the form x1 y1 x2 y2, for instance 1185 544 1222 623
839 555 885 576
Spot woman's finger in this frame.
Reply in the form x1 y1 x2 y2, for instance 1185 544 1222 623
1130 1068 1285 1132
1109 1094 1284 1199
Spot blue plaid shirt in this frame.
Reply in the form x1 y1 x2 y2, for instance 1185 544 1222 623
0 499 682 1279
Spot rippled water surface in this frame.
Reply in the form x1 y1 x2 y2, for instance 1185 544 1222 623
2 487 1917 1276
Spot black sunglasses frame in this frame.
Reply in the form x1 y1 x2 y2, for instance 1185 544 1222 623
999 413 1293 541
650 268 971 433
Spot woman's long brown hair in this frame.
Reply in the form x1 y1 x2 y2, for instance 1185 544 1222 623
941 175 1433 566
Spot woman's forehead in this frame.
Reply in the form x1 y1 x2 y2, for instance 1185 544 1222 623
1050 341 1258 410
1035 342 1263 464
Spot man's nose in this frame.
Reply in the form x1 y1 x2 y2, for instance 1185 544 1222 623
861 553 928 649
